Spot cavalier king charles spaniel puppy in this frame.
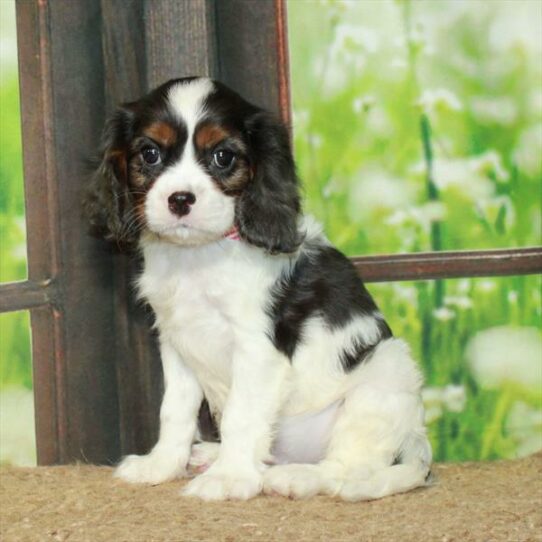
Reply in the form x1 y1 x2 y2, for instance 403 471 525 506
85 77 431 501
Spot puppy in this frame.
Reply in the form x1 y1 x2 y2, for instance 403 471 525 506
85 77 431 501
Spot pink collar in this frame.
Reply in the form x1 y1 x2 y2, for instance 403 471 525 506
223 226 241 240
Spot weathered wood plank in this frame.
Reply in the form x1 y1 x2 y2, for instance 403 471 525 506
355 247 542 283
0 280 55 313
216 0 291 121
16 0 121 464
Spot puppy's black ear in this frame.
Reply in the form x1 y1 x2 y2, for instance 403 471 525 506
236 111 303 254
84 106 137 246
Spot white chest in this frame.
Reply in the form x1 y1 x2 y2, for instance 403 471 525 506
137 238 289 410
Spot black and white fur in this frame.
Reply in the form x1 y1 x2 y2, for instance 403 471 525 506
85 77 431 501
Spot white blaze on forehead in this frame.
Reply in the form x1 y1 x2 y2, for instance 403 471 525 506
167 78 214 134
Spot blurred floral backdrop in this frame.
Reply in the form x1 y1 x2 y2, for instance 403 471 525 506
288 0 542 461
0 0 540 466
0 0 35 466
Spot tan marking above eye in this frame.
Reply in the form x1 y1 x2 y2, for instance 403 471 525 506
143 122 177 147
195 123 230 150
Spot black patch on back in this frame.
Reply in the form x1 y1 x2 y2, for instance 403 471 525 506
268 245 393 363
339 340 377 372
339 318 393 371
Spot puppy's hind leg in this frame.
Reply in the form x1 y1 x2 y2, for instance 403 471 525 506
265 342 431 501
324 384 432 501
263 389 430 501
187 441 221 475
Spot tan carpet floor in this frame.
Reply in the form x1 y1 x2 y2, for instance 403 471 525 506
1 453 541 542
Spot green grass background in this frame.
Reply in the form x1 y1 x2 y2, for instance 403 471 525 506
0 0 541 463
288 0 542 461
0 0 31 392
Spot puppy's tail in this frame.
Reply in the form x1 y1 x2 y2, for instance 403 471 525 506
338 430 433 501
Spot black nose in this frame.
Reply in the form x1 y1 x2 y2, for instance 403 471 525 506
168 191 196 217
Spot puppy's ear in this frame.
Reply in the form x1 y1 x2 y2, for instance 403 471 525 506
84 106 137 246
236 111 303 254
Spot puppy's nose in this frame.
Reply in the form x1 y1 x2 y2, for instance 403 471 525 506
168 191 196 217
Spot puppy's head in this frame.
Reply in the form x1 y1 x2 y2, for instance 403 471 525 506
85 77 302 253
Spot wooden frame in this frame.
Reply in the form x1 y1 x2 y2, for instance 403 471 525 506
5 0 295 465
1 0 541 465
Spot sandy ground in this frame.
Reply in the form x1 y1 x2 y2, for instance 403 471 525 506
1 453 541 542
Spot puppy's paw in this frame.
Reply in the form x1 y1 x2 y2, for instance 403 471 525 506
182 466 262 501
187 441 220 475
263 464 324 499
114 451 186 485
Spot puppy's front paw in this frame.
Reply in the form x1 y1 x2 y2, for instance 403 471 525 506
114 451 186 485
182 467 262 501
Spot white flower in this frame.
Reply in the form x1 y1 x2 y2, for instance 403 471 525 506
416 88 463 115
442 385 467 413
392 284 417 304
457 279 472 294
507 291 518 304
471 150 509 183
10 217 28 261
475 195 516 231
470 96 518 126
385 202 447 232
433 307 456 322
332 23 379 55
449 53 478 78
396 21 431 57
322 178 340 200
293 109 309 128
411 157 495 202
513 124 542 177
478 279 497 293
416 151 508 212
365 107 393 135
348 170 415 222
466 326 542 391
308 133 323 149
444 296 473 310
488 1 542 55
408 24 428 52
422 387 444 423
422 384 467 422
0 2 18 73
385 210 408 227
0 388 36 466
317 22 378 95
390 57 408 70
505 402 542 458
422 387 443 404
424 405 443 424
420 201 447 222
529 90 542 117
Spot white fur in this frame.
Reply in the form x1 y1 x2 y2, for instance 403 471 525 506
114 79 431 501
167 78 214 132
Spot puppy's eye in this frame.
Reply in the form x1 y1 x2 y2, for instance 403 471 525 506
141 146 161 165
213 149 235 169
